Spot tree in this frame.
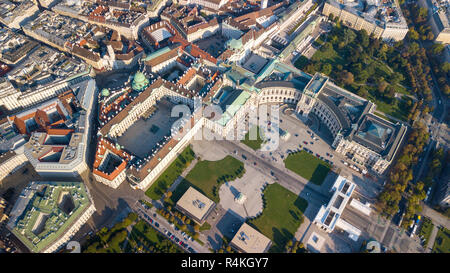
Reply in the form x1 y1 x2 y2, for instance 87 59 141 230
408 42 420 55
389 72 404 85
378 81 389 94
321 63 332 75
384 85 396 101
166 191 172 199
431 43 444 55
343 28 357 45
328 13 334 22
339 70 354 85
287 240 293 247
358 29 370 48
321 42 332 52
441 62 450 73
408 28 419 40
356 70 369 83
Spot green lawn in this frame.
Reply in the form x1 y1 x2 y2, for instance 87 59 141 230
310 44 346 68
248 183 308 253
145 145 196 200
418 217 434 247
172 156 245 203
200 222 211 231
369 95 408 122
241 126 265 150
432 227 450 253
284 150 331 185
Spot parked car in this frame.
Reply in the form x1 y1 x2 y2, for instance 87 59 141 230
154 222 159 227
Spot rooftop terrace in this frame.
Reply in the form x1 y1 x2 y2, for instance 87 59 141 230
7 181 92 253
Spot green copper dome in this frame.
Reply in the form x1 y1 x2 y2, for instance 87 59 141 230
132 71 149 91
101 88 110 97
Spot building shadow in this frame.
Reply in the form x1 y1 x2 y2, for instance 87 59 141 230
215 209 244 240
229 185 240 198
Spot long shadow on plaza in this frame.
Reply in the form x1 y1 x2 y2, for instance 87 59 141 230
91 198 132 230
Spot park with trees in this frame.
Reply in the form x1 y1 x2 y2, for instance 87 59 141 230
376 123 429 225
296 16 438 123
83 213 138 253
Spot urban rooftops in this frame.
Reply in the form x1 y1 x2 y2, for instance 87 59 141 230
230 223 272 253
175 187 215 224
7 181 93 253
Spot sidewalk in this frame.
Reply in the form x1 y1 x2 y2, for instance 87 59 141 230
167 158 198 193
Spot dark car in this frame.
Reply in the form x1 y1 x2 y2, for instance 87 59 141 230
316 153 320 157
154 222 159 227
303 141 308 145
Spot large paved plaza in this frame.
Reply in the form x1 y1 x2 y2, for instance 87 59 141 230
117 99 178 158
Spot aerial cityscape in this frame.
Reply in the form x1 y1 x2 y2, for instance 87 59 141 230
0 0 448 257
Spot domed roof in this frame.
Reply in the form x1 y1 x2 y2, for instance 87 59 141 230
101 88 110 97
132 71 149 91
